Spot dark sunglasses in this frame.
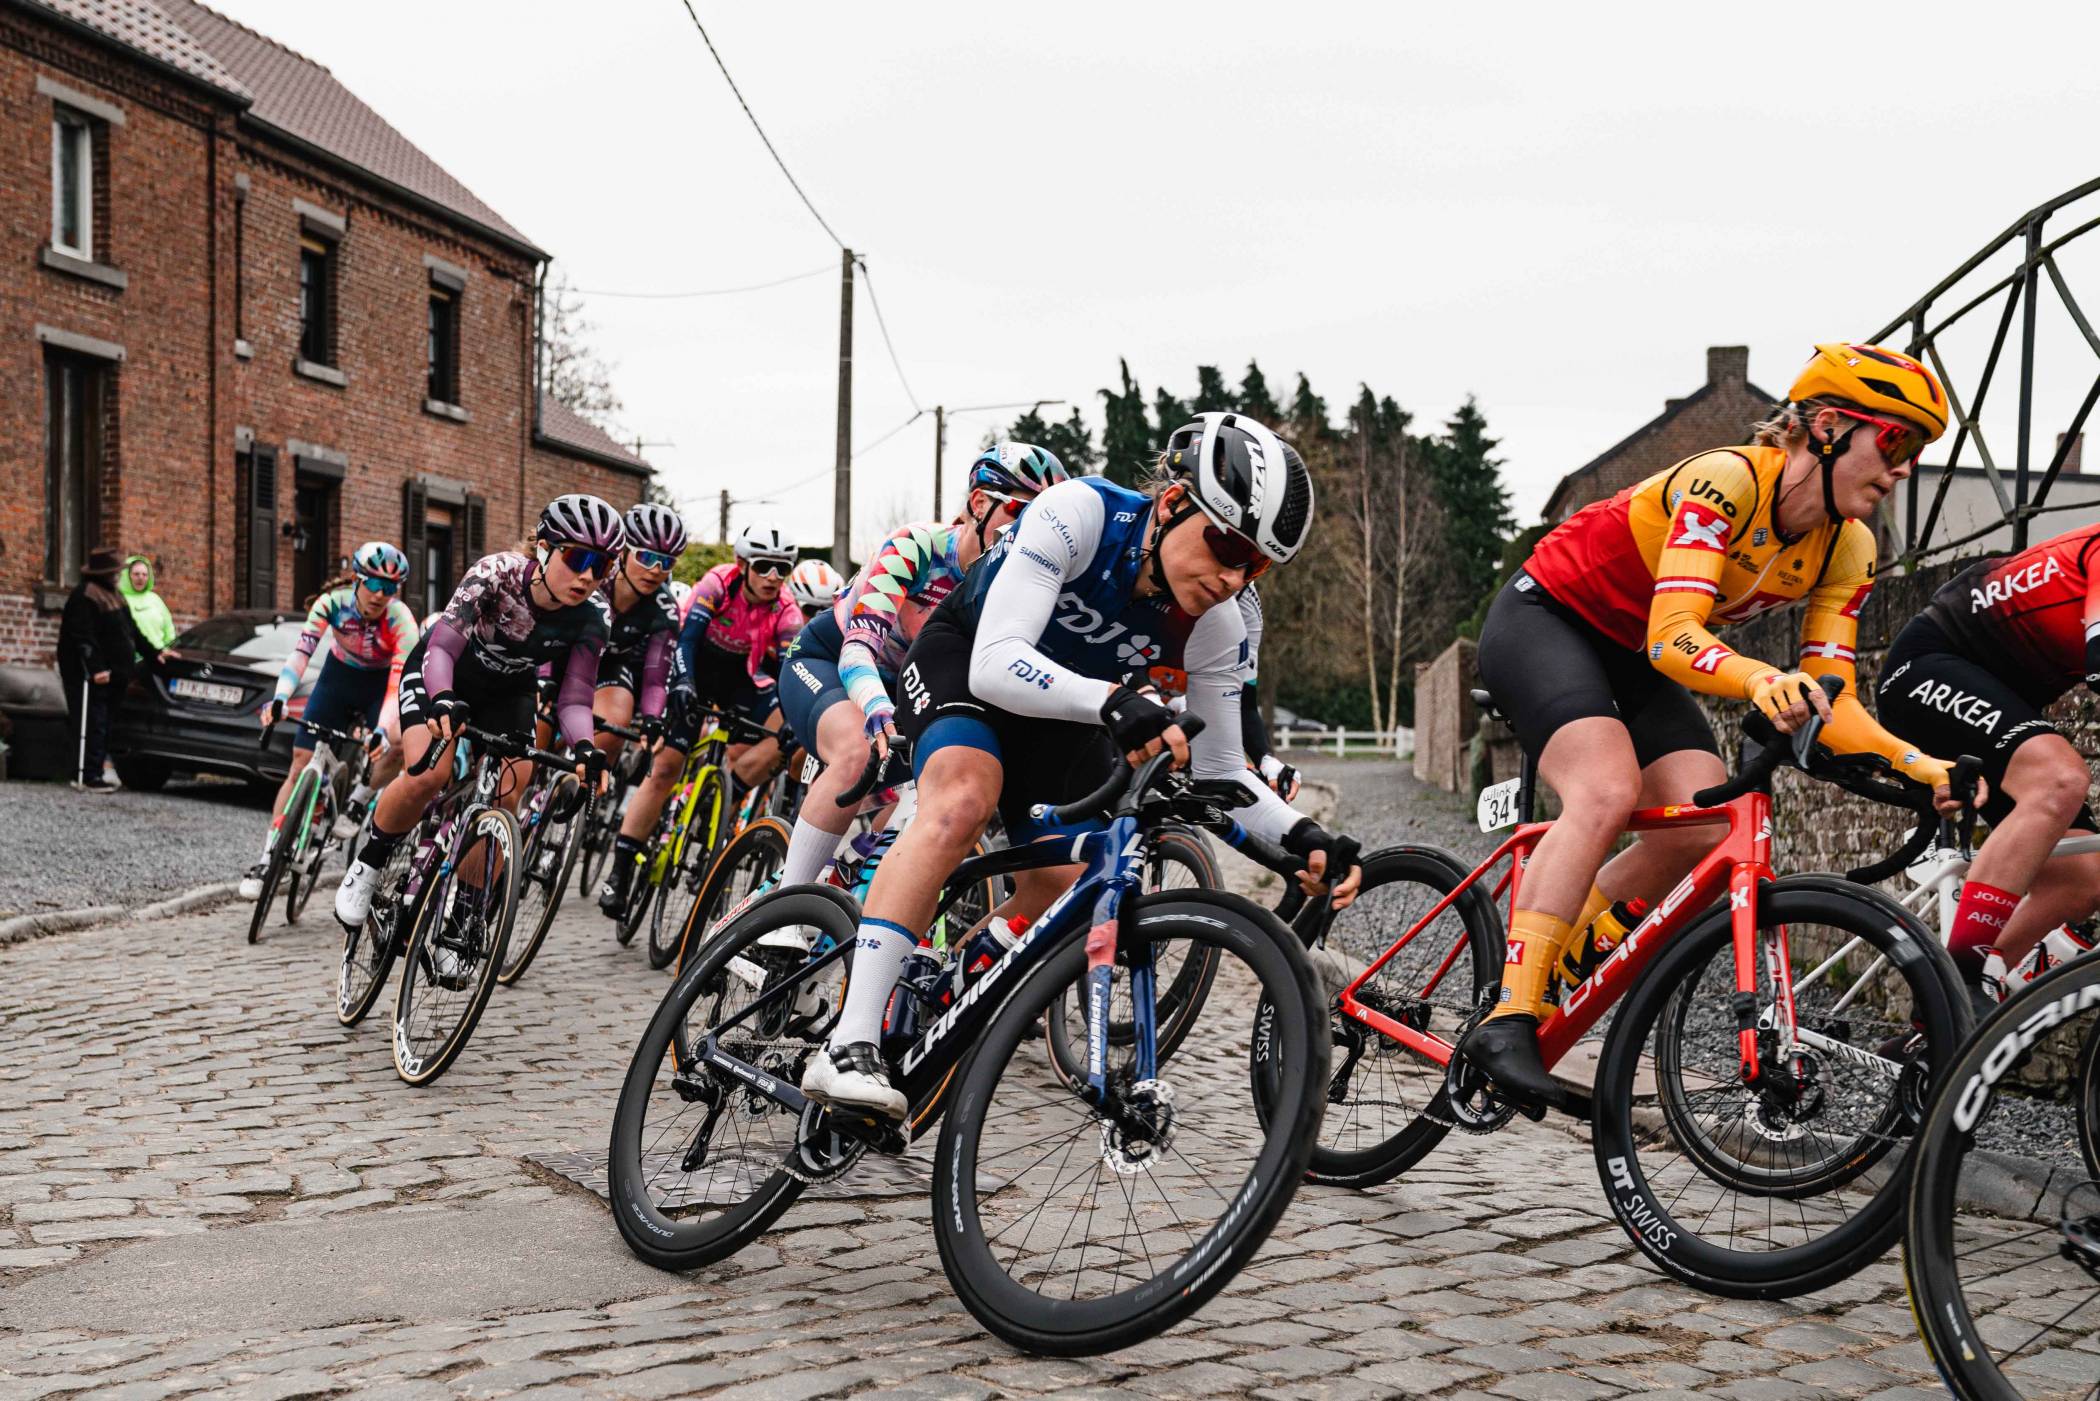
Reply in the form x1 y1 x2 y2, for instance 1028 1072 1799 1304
358 576 401 596
554 545 620 578
747 558 792 579
631 549 677 572
1178 509 1271 580
1829 407 1927 468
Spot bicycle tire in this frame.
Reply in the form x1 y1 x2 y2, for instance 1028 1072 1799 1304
933 890 1327 1356
1248 844 1501 1188
500 775 583 986
1905 955 2100 1401
609 887 858 1270
616 847 657 948
285 783 335 924
576 787 620 901
1592 878 1964 1298
392 807 520 1086
657 816 788 971
337 831 422 1028
1043 827 1222 1083
248 768 317 944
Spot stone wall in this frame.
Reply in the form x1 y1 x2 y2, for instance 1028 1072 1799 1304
1412 638 1478 793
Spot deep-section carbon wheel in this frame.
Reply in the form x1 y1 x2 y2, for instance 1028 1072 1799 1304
392 808 520 1086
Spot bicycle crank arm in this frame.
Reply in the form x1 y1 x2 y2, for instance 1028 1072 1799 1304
693 1040 809 1114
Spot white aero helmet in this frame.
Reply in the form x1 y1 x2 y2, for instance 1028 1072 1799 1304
1161 412 1314 564
788 558 845 612
734 523 799 567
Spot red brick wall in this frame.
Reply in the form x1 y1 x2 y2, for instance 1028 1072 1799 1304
0 19 229 660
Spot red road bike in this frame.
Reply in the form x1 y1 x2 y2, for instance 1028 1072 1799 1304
1251 679 1972 1297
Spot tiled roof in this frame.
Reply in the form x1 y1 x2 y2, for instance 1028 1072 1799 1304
538 398 650 473
27 0 544 256
24 0 247 96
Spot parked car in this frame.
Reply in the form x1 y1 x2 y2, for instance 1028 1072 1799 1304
109 609 313 790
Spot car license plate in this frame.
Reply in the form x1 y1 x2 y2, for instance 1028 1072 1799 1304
171 677 244 707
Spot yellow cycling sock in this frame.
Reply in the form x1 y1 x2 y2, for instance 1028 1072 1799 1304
1488 909 1574 1022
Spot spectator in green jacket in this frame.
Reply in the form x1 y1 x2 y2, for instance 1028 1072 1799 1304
119 554 177 655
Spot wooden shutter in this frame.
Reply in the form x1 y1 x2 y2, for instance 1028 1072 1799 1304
402 478 429 600
461 492 487 590
247 445 278 607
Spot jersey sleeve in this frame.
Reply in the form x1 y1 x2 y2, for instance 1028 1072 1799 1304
1182 605 1302 842
838 525 939 731
1807 524 1947 783
967 481 1116 722
274 594 334 702
383 599 420 699
1642 458 1788 700
671 567 728 688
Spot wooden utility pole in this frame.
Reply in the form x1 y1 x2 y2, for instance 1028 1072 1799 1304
719 489 731 545
931 406 946 517
833 248 855 570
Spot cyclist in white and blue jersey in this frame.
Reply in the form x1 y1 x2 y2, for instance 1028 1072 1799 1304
801 412 1365 1118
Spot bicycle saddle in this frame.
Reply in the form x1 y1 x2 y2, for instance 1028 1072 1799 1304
1469 688 1510 725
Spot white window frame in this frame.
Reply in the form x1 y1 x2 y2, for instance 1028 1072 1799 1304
51 109 92 260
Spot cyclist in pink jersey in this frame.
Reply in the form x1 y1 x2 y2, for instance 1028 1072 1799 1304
617 524 804 863
240 542 418 899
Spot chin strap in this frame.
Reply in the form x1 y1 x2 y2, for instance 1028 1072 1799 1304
1811 422 1861 526
1147 504 1195 596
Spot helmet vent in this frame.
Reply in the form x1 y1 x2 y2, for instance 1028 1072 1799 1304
1273 461 1312 548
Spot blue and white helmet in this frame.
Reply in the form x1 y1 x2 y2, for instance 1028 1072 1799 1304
969 442 1071 500
351 540 409 582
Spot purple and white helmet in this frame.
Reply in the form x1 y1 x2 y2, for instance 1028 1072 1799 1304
537 494 626 551
624 503 689 557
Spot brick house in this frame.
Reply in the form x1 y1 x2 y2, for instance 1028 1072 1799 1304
2 0 649 723
1539 346 1778 524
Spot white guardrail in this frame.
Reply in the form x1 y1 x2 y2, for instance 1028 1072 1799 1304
1274 726 1413 758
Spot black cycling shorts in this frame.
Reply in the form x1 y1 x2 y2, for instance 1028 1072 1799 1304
1876 614 2094 831
397 634 535 740
1476 572 1719 769
893 609 1118 840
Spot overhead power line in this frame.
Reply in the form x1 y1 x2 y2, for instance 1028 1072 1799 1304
855 260 920 413
676 1 845 249
575 264 833 300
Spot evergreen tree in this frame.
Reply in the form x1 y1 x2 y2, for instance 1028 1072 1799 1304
1238 360 1281 423
1007 406 1099 478
1192 365 1235 413
1423 395 1516 614
1289 373 1330 440
1007 407 1052 447
1097 358 1153 488
1154 387 1190 436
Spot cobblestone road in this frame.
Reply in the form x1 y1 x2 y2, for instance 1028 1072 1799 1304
0 760 2087 1398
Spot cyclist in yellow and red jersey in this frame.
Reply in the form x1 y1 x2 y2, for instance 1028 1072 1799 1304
1464 343 1975 1107
1876 523 2100 1000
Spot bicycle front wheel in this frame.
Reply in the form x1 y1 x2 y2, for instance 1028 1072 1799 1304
933 890 1327 1356
658 816 787 971
501 775 582 986
248 768 317 944
285 784 336 924
393 807 520 1086
1907 956 2100 1400
337 829 420 1028
1594 878 1966 1298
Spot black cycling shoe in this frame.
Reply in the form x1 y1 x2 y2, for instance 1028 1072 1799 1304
1456 1014 1568 1111
597 859 636 919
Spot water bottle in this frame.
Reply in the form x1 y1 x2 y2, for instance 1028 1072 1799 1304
947 917 1028 1005
882 947 943 1056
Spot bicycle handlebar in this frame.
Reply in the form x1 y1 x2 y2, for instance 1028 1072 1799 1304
1690 675 1845 808
836 735 914 809
1040 716 1211 827
594 718 643 742
407 724 581 779
1845 753 1982 884
259 717 367 750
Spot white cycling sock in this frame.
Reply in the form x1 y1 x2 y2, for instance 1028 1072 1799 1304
828 918 917 1050
259 827 277 862
782 817 847 886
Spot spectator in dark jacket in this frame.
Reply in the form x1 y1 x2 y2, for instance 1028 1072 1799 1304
57 545 168 791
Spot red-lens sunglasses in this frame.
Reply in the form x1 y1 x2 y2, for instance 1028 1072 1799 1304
1171 504 1270 580
1829 407 1926 468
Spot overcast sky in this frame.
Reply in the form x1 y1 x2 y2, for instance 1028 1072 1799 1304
220 1 2100 556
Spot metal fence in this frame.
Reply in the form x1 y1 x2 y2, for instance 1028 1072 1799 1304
1875 176 2100 560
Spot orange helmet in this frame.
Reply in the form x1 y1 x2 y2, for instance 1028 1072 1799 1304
1789 343 1949 442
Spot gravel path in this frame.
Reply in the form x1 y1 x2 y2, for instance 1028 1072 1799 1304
0 777 268 920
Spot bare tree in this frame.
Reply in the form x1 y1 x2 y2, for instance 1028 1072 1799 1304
540 264 623 424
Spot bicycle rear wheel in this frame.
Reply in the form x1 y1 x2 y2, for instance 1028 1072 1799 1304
248 768 317 944
1594 879 1966 1297
1906 956 2100 1401
1248 844 1500 1188
933 890 1327 1356
393 807 520 1086
609 888 856 1270
658 816 787 971
1043 827 1222 1083
337 829 421 1028
501 775 582 986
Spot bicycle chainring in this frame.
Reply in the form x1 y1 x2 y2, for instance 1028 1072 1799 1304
1439 1001 1517 1135
786 1100 868 1184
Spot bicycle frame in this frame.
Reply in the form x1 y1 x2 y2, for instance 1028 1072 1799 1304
662 727 728 873
1341 791 1785 1087
690 817 1158 1142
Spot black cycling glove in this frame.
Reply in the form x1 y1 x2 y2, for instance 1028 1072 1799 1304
568 741 607 773
1100 684 1176 753
1283 819 1352 866
429 692 469 729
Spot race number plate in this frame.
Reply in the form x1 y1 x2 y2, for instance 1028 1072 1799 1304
1476 777 1522 832
800 753 822 785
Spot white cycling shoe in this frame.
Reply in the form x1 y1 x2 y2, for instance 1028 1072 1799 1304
335 858 382 927
237 864 266 901
801 1042 905 1120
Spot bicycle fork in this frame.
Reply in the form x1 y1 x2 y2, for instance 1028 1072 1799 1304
1730 863 1795 1088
